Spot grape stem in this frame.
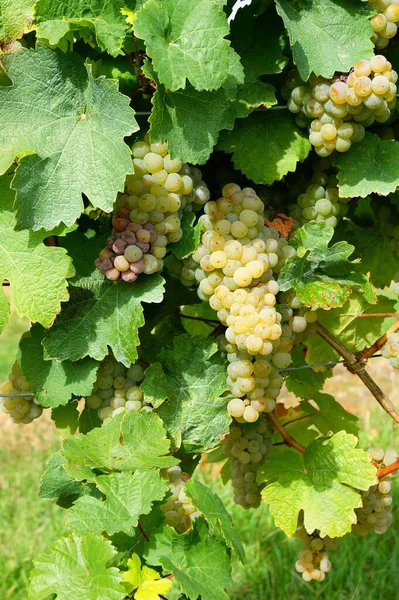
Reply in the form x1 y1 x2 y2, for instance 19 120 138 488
315 323 399 426
137 521 149 542
361 317 399 360
357 313 399 318
267 412 306 454
377 458 399 479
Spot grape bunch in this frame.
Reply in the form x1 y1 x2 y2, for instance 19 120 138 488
86 354 151 421
295 526 337 582
353 447 398 535
369 0 399 49
160 466 200 532
289 169 350 230
0 362 43 425
381 332 399 369
221 417 273 508
96 137 210 282
285 55 397 156
182 183 314 423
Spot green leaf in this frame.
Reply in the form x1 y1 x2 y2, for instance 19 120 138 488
40 451 86 505
134 0 243 91
67 471 168 536
29 534 124 600
310 393 359 437
180 303 218 337
0 0 34 43
34 0 131 56
0 45 138 230
279 222 375 309
218 111 311 185
79 405 102 434
0 174 73 327
52 402 80 435
0 287 10 335
142 335 230 452
42 274 165 366
275 0 374 81
20 324 99 408
257 431 376 538
122 554 173 599
284 345 332 399
334 134 399 198
306 293 396 364
171 212 203 260
61 410 178 481
144 521 232 600
185 479 245 563
235 82 277 112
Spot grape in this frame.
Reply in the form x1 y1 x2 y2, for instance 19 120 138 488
381 332 399 369
369 1 399 48
353 447 398 535
286 58 397 156
96 136 210 282
222 417 273 508
295 526 338 581
0 361 44 425
160 466 200 532
86 354 150 420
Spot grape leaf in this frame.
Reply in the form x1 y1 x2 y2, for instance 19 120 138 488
0 288 10 335
52 402 80 435
218 111 311 185
230 4 288 79
29 534 124 600
278 222 376 309
275 0 374 81
142 335 230 453
34 0 131 56
134 0 243 92
0 174 74 328
143 521 232 600
61 411 178 481
257 431 376 538
67 471 168 536
40 451 86 505
42 273 165 366
185 479 245 563
122 554 173 598
171 213 203 260
0 0 34 44
310 393 359 437
306 293 396 364
20 324 98 408
0 45 138 230
334 134 399 198
284 345 332 398
235 82 277 112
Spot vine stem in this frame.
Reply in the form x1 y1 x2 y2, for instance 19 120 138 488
137 521 149 542
361 317 399 360
267 412 306 454
377 458 399 479
357 313 399 319
315 323 399 425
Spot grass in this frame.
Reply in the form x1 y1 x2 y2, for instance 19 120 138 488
0 308 398 599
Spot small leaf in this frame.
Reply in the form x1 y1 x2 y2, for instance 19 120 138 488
218 111 311 185
40 451 85 504
278 222 376 309
122 554 173 599
334 134 399 198
29 534 124 600
134 0 243 91
171 213 203 260
52 402 79 435
275 0 374 81
61 410 178 481
142 335 230 452
185 479 245 562
257 431 376 538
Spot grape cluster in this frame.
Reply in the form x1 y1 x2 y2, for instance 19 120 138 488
369 1 399 48
381 332 399 369
285 56 397 156
295 526 337 582
221 417 273 508
86 354 151 421
160 466 200 532
96 137 210 282
182 184 315 422
289 169 350 230
0 362 43 425
353 447 398 535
